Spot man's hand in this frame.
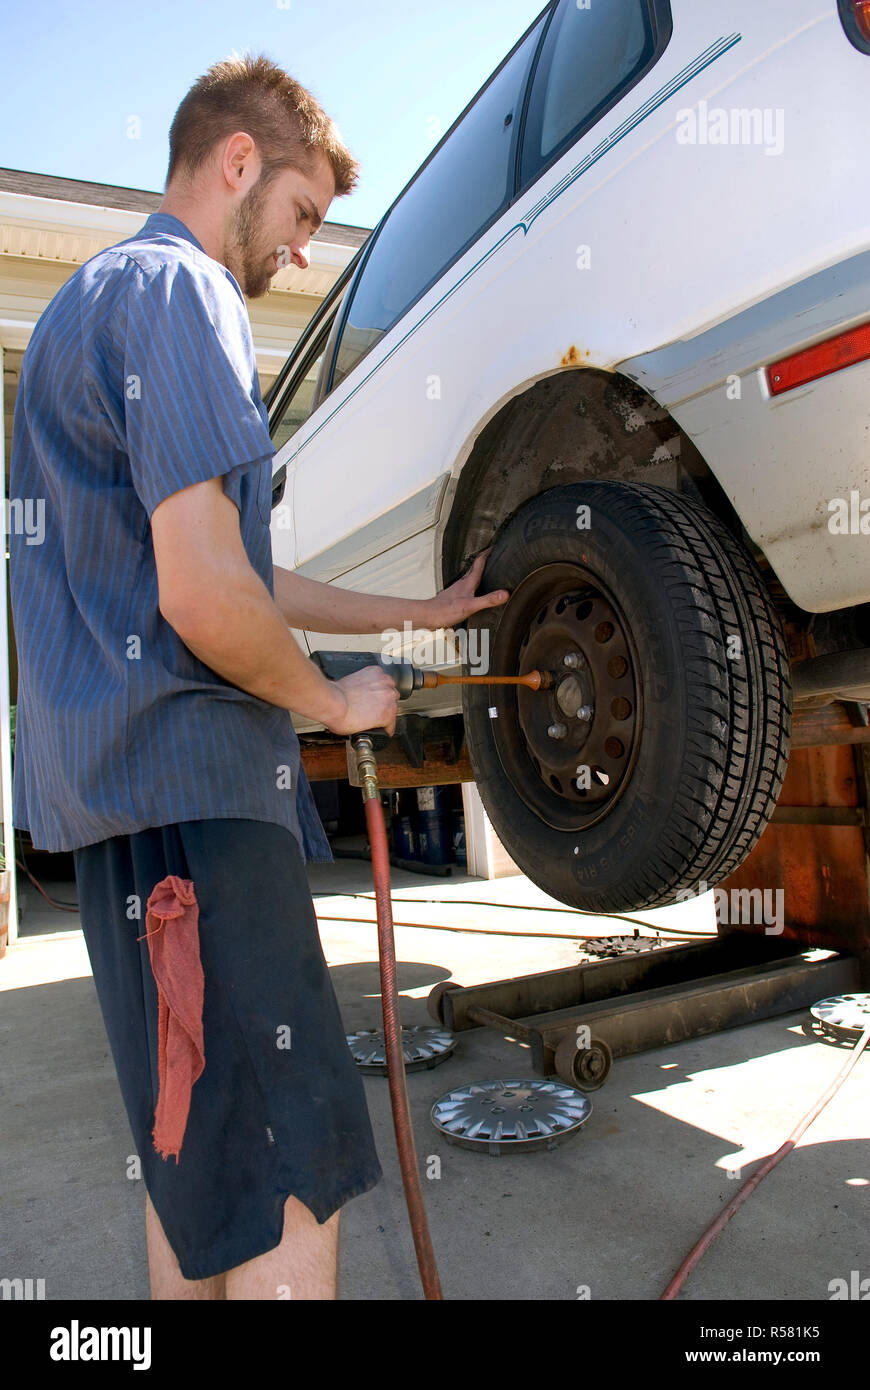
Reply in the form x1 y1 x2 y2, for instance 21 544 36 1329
273 547 509 634
324 666 401 737
426 549 509 629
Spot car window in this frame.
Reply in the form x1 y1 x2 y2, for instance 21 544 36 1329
521 0 659 185
328 9 549 395
270 309 339 452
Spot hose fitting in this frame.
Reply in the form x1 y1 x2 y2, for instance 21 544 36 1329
352 734 381 802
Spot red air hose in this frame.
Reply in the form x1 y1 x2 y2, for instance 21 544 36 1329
363 793 444 1300
661 1016 870 1299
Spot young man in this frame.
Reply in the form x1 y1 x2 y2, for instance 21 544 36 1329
9 54 508 1300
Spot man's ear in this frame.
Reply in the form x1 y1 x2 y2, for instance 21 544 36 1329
221 131 259 192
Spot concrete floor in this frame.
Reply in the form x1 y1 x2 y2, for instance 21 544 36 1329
2 858 868 1301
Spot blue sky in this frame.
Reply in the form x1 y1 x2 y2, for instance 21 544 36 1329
0 0 546 231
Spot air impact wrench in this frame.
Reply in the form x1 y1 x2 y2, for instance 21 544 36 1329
312 649 552 753
312 648 552 795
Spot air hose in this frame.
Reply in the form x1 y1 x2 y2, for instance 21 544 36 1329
353 734 444 1301
661 1014 870 1298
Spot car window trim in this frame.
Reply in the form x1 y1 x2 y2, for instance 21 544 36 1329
511 0 559 197
518 0 674 193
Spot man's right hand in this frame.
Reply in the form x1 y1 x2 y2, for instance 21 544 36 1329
324 665 401 737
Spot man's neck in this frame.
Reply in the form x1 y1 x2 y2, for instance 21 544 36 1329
157 191 225 266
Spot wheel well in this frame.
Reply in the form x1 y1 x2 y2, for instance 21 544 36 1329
441 367 744 584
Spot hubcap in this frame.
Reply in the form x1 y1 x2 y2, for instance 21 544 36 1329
489 564 642 831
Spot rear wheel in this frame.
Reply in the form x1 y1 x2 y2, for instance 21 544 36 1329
461 481 791 913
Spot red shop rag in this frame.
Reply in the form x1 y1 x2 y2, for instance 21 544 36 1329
137 875 205 1163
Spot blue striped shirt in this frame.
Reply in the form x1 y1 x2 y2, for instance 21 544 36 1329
9 212 333 861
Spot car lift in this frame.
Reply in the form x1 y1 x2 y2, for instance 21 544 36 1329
301 698 870 1090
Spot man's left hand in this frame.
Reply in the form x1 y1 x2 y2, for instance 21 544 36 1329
427 549 509 629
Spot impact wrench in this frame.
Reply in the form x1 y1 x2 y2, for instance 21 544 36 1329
312 651 551 1301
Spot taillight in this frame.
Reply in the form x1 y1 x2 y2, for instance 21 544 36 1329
766 321 870 396
838 0 870 51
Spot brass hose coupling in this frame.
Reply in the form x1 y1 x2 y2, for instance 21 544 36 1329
352 734 381 803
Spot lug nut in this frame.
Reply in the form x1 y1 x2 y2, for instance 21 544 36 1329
562 652 581 669
576 705 594 722
547 723 568 740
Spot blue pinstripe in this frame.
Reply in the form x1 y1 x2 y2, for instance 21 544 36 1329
10 213 333 861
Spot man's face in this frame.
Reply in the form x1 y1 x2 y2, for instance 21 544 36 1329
224 153 336 298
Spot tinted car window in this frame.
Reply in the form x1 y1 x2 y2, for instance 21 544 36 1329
521 0 655 184
330 10 548 393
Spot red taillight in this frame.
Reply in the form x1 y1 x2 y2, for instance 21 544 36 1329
853 0 870 41
840 0 870 48
766 321 870 396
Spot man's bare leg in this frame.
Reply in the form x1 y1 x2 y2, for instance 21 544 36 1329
146 1190 339 1300
224 1195 340 1300
146 1191 226 1299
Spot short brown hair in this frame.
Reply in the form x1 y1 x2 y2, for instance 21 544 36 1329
166 53 359 197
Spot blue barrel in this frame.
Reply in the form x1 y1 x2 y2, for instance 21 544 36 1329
451 809 467 867
392 813 418 860
414 786 454 865
391 790 418 860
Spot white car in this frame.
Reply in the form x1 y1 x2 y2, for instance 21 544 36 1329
265 0 870 913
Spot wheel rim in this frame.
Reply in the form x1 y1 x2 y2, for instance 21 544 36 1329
489 563 643 831
573 1041 612 1090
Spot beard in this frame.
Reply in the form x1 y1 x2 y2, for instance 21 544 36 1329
226 174 275 299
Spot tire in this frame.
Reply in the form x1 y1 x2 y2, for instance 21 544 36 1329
461 481 791 913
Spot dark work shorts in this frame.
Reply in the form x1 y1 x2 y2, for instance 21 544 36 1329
73 818 382 1281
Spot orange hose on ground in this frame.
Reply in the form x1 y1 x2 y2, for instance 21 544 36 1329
364 794 443 1300
661 1019 870 1299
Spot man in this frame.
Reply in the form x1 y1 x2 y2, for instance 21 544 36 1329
9 54 508 1300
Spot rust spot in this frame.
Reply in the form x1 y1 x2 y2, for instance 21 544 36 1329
561 345 590 367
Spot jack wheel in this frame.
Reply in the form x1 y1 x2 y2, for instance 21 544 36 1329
555 1033 613 1091
427 981 455 1026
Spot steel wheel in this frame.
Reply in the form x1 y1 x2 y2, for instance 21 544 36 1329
491 564 642 830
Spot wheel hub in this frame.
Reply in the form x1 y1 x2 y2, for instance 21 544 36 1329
554 670 589 719
490 565 642 830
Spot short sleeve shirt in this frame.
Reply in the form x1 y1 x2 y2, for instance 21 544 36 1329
9 211 333 861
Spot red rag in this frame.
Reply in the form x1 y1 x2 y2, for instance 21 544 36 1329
139 875 205 1163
